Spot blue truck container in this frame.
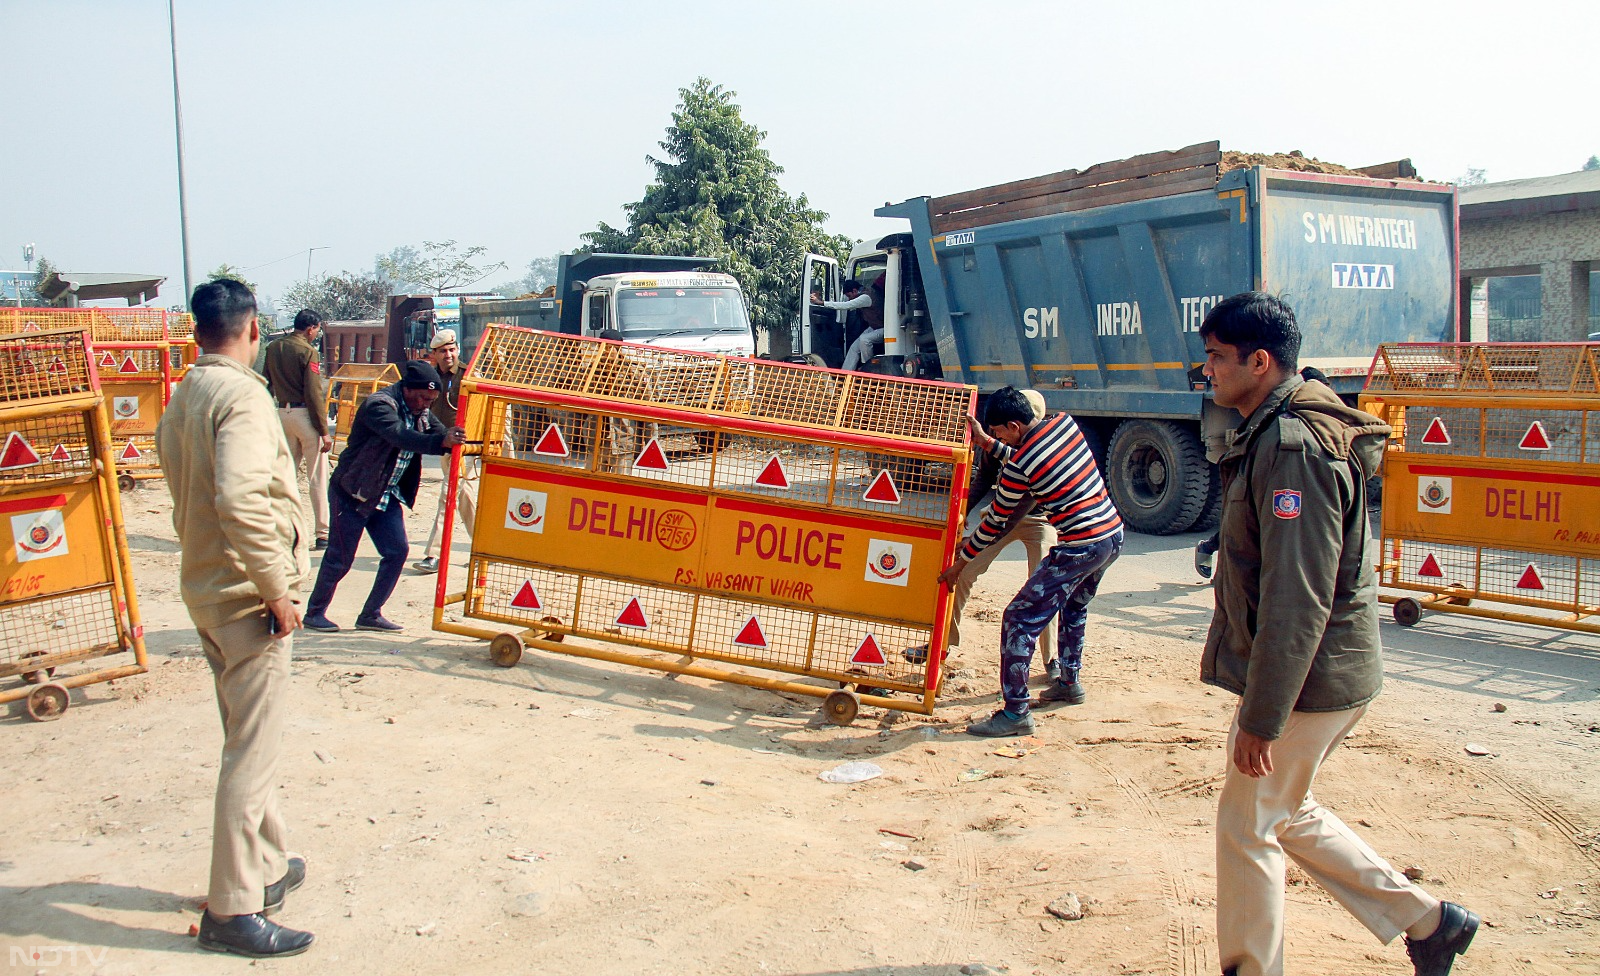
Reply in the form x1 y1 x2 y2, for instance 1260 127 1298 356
816 142 1459 533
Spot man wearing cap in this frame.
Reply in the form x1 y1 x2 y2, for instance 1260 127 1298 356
414 329 476 574
264 309 331 550
302 360 465 633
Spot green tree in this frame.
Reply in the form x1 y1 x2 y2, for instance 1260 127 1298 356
584 78 853 339
278 270 391 320
30 257 66 307
207 263 258 294
1584 155 1599 172
377 240 505 295
1453 167 1488 187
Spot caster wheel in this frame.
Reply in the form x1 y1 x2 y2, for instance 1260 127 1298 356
530 615 565 643
489 633 524 668
822 689 860 727
117 474 136 492
1393 597 1423 627
27 682 70 722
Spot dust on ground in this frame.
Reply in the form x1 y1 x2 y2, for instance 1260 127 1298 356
3 471 1598 975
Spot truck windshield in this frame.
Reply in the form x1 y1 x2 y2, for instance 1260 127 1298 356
616 287 750 339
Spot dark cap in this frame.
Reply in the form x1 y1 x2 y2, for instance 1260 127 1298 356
402 360 443 390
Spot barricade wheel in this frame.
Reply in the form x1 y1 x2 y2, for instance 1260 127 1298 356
823 689 860 726
20 652 54 685
490 633 524 668
117 474 136 493
26 683 70 722
1393 598 1423 627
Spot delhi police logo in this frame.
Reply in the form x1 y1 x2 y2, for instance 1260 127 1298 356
864 539 912 587
504 488 547 534
1272 489 1302 520
1418 477 1452 514
29 524 50 546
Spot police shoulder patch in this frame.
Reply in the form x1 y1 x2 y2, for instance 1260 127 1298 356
1272 488 1302 519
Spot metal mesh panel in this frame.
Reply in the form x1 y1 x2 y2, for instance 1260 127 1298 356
468 557 582 632
712 434 833 506
839 373 970 443
1368 343 1600 395
0 586 123 678
90 310 168 343
1401 405 1480 456
95 346 167 380
1385 538 1600 614
113 435 161 472
167 313 196 340
616 421 716 487
0 412 96 487
1482 407 1585 463
0 330 95 402
487 400 598 471
833 450 954 523
574 576 698 650
749 363 845 426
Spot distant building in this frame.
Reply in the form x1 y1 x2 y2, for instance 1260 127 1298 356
1459 169 1600 341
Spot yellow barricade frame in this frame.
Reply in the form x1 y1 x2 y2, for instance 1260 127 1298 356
325 363 401 462
433 326 975 723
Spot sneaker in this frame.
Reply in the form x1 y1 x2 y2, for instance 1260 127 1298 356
355 615 403 633
263 856 306 916
197 911 314 958
301 614 339 633
966 709 1036 737
1038 680 1087 705
1406 901 1479 976
311 537 329 553
413 557 438 574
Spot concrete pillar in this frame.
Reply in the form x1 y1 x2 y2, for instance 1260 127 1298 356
1463 277 1489 342
1542 260 1592 341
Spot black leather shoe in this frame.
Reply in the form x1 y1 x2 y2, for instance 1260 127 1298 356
1406 901 1479 976
311 537 329 552
263 856 306 915
1038 680 1086 705
197 911 314 958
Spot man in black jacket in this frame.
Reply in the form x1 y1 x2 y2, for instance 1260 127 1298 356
302 360 464 633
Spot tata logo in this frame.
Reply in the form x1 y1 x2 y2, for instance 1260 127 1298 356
943 231 976 247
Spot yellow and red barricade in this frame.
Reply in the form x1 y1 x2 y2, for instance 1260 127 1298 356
166 311 198 387
325 362 401 462
0 326 147 720
1362 342 1600 633
434 325 975 724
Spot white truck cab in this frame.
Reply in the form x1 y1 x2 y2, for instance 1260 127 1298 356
579 271 756 357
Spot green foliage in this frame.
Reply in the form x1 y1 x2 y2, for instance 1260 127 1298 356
207 263 258 294
278 270 391 321
29 257 63 306
377 240 506 295
584 78 854 338
1584 155 1600 172
1452 167 1488 187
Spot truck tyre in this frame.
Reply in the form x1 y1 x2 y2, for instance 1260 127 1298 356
1191 465 1223 533
1105 420 1209 535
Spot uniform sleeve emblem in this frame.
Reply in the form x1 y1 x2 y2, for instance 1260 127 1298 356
310 361 321 374
1272 489 1302 519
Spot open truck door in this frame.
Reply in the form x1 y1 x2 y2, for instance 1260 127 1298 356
797 253 842 365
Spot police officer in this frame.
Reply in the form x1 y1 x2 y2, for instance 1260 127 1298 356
264 309 331 550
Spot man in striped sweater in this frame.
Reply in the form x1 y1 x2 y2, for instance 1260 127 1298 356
939 386 1125 737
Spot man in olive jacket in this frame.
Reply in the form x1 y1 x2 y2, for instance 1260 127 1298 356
1199 293 1477 976
302 360 464 633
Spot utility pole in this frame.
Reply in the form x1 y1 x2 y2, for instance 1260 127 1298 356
167 0 194 305
306 246 329 282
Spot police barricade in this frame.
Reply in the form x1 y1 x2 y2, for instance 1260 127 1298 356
87 311 173 490
0 327 148 720
167 311 198 387
433 325 974 724
325 362 401 462
1361 342 1600 633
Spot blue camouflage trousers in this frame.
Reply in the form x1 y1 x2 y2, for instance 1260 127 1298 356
1000 530 1124 714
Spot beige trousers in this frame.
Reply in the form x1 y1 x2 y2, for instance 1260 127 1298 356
422 454 478 559
1216 703 1436 976
198 613 293 916
278 406 328 540
951 513 1056 661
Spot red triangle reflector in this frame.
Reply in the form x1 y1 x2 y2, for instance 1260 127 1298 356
732 615 768 649
119 441 143 461
533 423 569 457
49 443 72 462
754 455 790 489
1515 563 1545 590
99 351 118 368
615 596 650 630
864 469 902 504
1420 417 1450 445
47 357 69 375
118 354 140 374
634 438 670 471
510 580 543 610
850 633 887 666
0 432 43 470
23 321 41 332
1518 421 1551 451
1417 553 1444 578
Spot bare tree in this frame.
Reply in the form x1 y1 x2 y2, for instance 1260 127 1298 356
377 240 506 295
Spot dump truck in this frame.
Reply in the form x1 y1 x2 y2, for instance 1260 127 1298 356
793 141 1459 534
459 252 755 361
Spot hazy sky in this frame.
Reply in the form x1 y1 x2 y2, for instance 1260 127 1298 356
2 0 1592 310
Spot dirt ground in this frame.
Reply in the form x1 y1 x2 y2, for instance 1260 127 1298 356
4 469 1599 976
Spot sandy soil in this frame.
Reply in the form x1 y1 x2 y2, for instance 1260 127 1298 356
3 471 1598 975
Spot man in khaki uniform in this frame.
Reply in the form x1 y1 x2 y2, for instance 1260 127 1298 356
158 280 315 958
264 309 331 550
415 328 476 573
1199 292 1477 976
